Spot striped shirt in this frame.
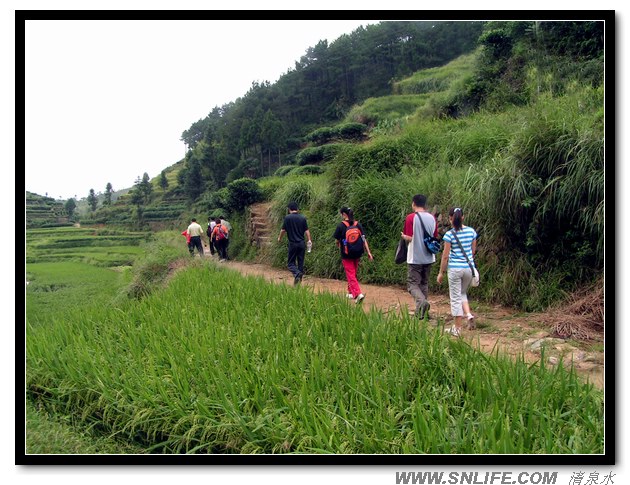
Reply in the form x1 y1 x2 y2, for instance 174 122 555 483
443 226 477 269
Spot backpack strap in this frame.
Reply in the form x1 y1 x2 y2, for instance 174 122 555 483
451 230 476 276
415 212 431 238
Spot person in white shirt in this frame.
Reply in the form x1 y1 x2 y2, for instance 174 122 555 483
400 194 438 320
186 218 204 257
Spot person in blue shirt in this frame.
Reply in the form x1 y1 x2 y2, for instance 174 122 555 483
436 207 478 337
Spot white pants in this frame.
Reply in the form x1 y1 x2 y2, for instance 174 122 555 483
447 267 473 317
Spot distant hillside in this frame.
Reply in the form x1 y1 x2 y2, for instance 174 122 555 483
75 186 133 217
77 160 188 229
25 191 71 229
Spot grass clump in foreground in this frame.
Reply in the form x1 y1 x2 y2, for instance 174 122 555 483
26 264 603 454
26 400 147 454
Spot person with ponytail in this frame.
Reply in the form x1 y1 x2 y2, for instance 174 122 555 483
333 207 373 304
436 207 478 337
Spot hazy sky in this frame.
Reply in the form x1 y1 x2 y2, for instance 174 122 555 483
24 19 383 200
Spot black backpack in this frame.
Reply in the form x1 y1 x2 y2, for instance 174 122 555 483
342 221 365 258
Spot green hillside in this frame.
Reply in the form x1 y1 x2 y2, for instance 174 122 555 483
25 191 72 229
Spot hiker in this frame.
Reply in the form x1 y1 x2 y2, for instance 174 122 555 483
181 229 193 255
211 217 229 261
436 207 478 337
333 207 373 304
220 215 233 260
207 217 217 256
186 218 205 257
400 194 439 319
277 201 312 285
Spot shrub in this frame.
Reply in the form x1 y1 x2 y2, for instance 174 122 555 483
295 146 324 165
336 122 367 140
289 165 325 176
225 178 263 212
305 126 337 145
274 165 298 177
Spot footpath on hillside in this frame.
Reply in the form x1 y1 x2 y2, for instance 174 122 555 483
201 247 603 390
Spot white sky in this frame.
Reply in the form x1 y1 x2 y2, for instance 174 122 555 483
24 19 382 200
6 1 624 484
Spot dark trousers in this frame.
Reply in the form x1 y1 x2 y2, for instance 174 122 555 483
287 241 306 277
215 239 228 260
190 236 203 257
407 263 432 313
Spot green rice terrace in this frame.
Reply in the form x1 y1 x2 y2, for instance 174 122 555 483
25 228 604 455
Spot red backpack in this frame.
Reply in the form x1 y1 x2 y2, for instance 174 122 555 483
215 224 228 241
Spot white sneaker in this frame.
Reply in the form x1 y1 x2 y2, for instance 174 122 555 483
355 293 365 304
449 326 461 337
346 293 355 299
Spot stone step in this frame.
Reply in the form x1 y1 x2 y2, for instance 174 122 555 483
252 221 268 230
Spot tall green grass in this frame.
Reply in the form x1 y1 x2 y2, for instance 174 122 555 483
346 94 431 126
27 264 604 454
26 400 147 454
297 82 604 310
393 50 479 96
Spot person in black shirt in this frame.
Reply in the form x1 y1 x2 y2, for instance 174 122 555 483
278 201 312 285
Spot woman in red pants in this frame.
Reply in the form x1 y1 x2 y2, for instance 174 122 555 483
333 207 374 304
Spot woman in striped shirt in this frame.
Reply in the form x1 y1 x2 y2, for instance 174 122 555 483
436 207 478 337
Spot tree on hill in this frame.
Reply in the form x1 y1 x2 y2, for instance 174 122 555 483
87 189 98 212
129 174 153 228
184 159 204 202
260 109 287 175
64 198 77 219
159 170 169 191
130 173 153 206
103 182 113 206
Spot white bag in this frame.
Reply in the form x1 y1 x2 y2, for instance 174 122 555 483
471 268 480 287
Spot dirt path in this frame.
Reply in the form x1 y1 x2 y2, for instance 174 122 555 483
208 255 604 390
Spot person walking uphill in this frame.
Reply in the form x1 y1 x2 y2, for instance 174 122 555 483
333 207 373 304
436 207 478 337
211 217 230 261
400 194 438 319
187 218 205 257
278 202 312 286
206 217 216 256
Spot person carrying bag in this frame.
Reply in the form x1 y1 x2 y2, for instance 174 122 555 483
436 207 479 336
